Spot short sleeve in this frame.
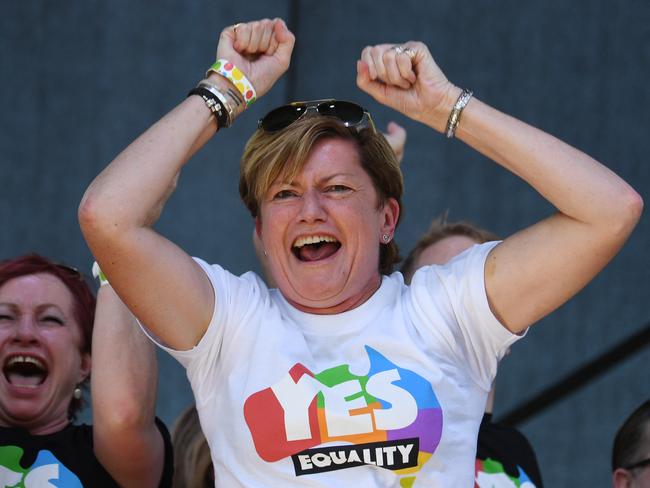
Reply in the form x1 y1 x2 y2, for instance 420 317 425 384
408 241 523 389
139 257 269 404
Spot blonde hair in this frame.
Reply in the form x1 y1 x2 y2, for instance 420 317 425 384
240 115 404 274
171 405 213 488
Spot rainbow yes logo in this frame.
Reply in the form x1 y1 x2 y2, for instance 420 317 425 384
244 346 443 478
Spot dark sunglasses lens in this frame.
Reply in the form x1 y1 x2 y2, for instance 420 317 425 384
260 105 304 132
57 264 81 276
54 263 86 281
318 101 365 125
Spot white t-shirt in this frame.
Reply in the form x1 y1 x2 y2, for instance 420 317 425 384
151 241 521 487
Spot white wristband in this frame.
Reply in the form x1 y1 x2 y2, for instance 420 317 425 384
91 261 109 287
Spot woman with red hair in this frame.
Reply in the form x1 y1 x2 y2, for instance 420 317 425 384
0 254 172 487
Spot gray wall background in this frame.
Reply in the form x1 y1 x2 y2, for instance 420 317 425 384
1 1 648 486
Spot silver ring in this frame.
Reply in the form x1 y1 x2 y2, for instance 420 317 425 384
402 47 416 61
392 45 416 61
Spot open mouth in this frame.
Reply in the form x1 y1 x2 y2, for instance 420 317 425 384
3 355 48 388
292 235 341 262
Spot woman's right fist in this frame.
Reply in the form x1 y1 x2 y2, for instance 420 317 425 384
216 18 295 99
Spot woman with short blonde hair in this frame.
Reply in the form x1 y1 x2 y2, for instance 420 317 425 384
79 18 642 486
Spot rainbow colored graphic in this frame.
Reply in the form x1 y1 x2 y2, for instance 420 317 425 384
0 446 83 487
475 458 537 487
244 346 442 483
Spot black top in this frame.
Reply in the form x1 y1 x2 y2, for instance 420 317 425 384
0 418 173 487
475 413 543 487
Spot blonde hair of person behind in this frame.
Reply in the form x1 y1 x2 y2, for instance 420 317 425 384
171 404 212 488
401 213 500 283
240 114 404 275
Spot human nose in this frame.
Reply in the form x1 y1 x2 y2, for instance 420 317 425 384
297 189 327 223
12 316 40 344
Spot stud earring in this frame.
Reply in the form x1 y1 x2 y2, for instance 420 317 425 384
382 234 390 243
73 387 82 400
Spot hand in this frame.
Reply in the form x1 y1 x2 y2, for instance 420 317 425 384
216 18 295 98
357 42 458 132
382 122 407 163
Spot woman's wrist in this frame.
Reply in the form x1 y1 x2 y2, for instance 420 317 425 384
445 88 474 138
423 84 463 134
186 72 248 131
204 73 248 120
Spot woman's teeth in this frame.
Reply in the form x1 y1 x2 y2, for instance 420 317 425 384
292 236 341 262
293 235 338 248
4 355 48 387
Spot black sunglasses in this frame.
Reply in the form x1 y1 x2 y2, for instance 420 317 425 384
54 263 86 280
258 99 376 133
624 457 650 471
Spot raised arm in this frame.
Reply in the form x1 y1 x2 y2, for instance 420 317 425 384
91 284 166 488
78 19 294 350
357 42 643 334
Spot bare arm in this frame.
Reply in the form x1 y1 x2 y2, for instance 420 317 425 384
357 42 643 334
91 284 165 488
78 19 294 350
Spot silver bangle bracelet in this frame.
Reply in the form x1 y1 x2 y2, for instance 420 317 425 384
445 89 473 138
197 81 236 128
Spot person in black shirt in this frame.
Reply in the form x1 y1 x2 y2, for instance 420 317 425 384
0 254 172 487
475 382 543 487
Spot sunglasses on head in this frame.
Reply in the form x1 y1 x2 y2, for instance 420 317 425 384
43 262 89 285
54 263 86 280
258 99 376 133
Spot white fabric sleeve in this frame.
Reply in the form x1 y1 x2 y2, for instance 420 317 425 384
139 257 267 403
408 241 523 390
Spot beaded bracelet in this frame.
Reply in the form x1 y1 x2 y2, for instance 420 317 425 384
206 59 257 107
187 86 230 129
445 89 473 138
198 80 245 123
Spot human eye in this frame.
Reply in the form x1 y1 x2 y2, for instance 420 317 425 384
40 315 64 326
0 307 14 321
325 185 352 194
273 189 298 200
